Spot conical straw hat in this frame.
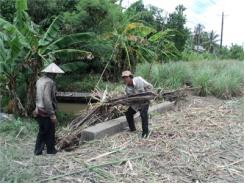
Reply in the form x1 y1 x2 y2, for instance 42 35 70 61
41 63 64 74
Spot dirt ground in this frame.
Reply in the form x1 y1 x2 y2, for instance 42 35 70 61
1 95 244 182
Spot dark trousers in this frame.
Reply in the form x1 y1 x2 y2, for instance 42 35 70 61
34 116 56 155
125 104 149 133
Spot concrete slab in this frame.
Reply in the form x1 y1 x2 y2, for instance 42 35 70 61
80 101 175 142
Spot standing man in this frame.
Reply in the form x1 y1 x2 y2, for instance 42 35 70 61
33 63 64 155
122 70 154 138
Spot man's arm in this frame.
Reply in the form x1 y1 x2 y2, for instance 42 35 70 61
141 77 153 92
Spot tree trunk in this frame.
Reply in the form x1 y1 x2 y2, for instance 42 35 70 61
7 76 27 116
25 59 41 116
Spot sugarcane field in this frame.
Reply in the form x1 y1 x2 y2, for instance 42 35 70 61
0 0 244 183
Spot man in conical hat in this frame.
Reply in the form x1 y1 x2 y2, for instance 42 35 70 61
34 63 64 155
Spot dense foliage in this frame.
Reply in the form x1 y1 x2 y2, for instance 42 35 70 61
0 0 244 116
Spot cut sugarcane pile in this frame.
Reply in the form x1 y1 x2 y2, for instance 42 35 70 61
56 91 156 150
56 87 199 151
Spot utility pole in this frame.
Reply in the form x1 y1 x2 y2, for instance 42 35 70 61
220 12 224 48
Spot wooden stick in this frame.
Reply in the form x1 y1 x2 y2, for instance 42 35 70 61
86 148 123 162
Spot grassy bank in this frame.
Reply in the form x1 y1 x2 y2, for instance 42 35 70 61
0 118 38 182
135 60 244 99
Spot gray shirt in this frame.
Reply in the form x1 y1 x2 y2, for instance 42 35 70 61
125 76 153 111
35 75 57 116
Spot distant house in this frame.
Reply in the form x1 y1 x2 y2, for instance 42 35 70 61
193 45 205 52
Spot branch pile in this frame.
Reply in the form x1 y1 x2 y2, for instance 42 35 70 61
56 87 198 151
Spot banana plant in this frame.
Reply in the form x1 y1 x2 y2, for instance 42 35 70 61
106 21 178 77
107 22 157 76
0 0 95 115
0 31 28 116
148 28 180 62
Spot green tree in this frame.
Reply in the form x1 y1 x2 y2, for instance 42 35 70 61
0 0 15 22
0 0 78 28
125 0 166 31
0 0 94 115
165 5 190 52
193 24 205 46
203 30 219 54
63 0 123 34
228 44 244 60
27 0 78 29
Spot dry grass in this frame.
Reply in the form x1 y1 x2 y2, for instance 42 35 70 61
0 95 243 182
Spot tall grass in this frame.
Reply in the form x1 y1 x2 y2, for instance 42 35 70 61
210 63 244 98
181 50 218 61
135 60 243 99
0 118 37 138
135 62 192 89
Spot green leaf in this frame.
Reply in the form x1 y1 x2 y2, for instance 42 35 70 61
148 29 175 42
54 32 95 48
45 49 93 62
15 0 27 11
14 11 38 47
60 62 88 72
40 32 95 54
0 17 31 49
0 36 8 61
38 16 63 47
124 23 156 37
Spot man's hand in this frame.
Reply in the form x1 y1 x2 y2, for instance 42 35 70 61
32 109 37 118
50 114 57 124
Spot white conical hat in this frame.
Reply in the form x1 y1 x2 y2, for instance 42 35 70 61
41 63 64 73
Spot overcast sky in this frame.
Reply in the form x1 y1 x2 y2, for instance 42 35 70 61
122 0 244 47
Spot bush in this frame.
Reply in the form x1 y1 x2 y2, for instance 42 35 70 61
56 111 76 127
210 62 244 98
0 118 37 138
191 65 216 96
136 62 192 89
181 50 217 61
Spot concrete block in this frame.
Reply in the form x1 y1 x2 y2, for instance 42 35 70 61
81 116 127 141
80 101 175 142
149 101 175 114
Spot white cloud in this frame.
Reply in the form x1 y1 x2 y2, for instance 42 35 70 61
121 0 244 46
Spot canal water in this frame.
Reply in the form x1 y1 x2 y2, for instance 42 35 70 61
57 103 88 115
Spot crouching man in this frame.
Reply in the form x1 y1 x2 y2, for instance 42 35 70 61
122 70 154 138
33 63 64 155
